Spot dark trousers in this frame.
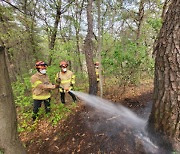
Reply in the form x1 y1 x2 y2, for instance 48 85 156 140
32 98 51 120
60 91 77 104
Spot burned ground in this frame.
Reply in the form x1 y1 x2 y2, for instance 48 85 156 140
20 82 161 154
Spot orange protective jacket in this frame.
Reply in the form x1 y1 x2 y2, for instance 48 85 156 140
55 70 75 92
31 72 55 100
95 68 100 82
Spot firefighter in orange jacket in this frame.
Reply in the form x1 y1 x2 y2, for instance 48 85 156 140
94 62 100 82
31 61 58 121
55 61 77 104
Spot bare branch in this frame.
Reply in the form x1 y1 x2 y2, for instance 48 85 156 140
2 0 26 15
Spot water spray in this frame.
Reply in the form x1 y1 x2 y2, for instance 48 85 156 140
71 90 160 153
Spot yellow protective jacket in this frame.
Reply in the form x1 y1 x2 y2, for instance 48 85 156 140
95 68 100 82
31 72 55 100
55 70 75 92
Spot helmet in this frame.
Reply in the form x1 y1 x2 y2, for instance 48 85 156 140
59 61 68 68
35 61 47 69
94 61 99 66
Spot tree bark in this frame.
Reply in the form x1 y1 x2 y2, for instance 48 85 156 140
97 0 103 97
84 0 98 95
74 0 84 72
148 0 180 152
136 0 144 41
48 0 61 65
161 0 171 21
0 46 26 154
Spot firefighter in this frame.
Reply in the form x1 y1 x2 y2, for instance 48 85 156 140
55 61 77 104
94 61 100 82
31 61 59 121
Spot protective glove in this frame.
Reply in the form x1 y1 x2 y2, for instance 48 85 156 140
56 78 61 83
64 88 69 92
70 84 74 90
55 84 60 88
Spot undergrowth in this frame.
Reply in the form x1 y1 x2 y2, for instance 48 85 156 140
12 74 77 133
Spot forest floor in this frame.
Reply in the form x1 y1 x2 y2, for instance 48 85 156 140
20 80 159 154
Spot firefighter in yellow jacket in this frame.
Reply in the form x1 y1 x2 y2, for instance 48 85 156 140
95 62 100 82
55 61 77 104
31 61 58 121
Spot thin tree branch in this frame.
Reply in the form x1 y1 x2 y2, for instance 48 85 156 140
2 0 26 15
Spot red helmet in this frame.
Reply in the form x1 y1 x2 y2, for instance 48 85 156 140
35 61 47 69
94 61 99 66
59 61 68 68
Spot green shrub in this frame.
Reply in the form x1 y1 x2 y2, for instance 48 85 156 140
102 39 154 85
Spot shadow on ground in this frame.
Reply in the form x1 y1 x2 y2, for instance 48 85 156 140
24 91 158 154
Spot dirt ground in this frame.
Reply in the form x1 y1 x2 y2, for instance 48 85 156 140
20 81 157 154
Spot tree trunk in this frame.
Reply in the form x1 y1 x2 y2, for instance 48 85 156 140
75 30 83 72
0 46 26 154
22 0 38 63
5 48 17 82
48 0 61 65
161 0 170 21
136 0 144 42
148 0 180 152
84 0 98 95
97 0 103 97
74 0 84 72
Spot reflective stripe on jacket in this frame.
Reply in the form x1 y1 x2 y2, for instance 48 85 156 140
31 72 55 100
95 68 100 81
55 70 75 92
